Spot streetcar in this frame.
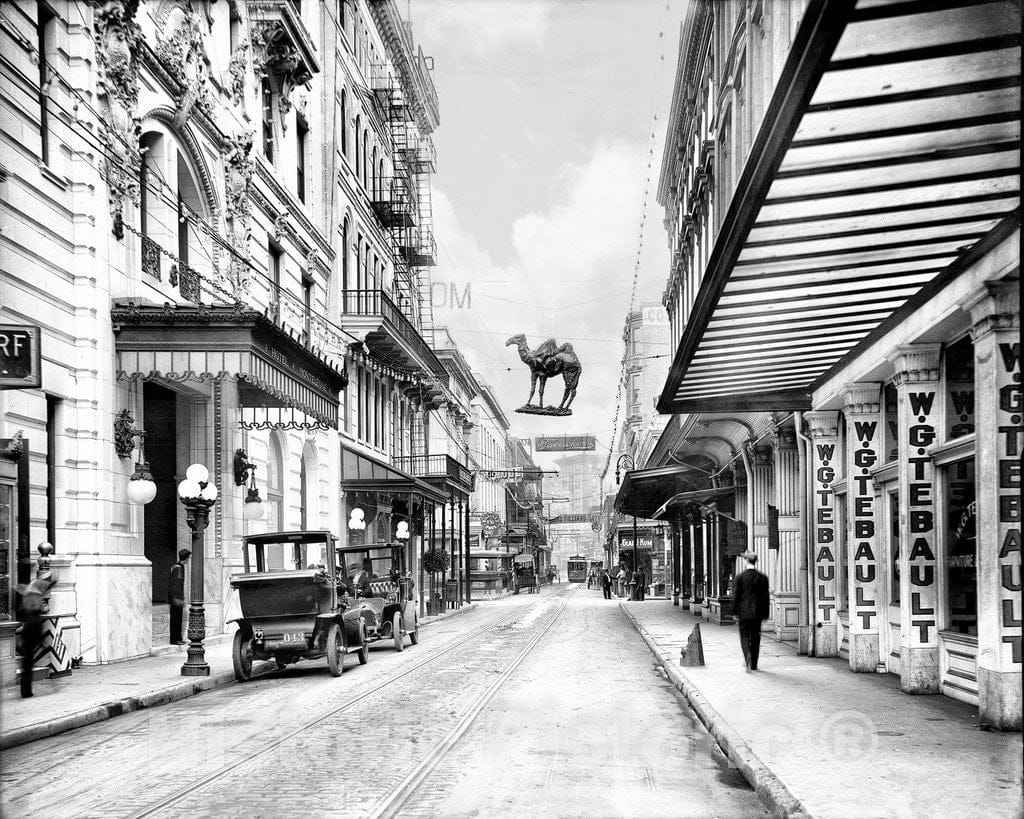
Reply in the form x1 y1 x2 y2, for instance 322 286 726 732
566 555 588 583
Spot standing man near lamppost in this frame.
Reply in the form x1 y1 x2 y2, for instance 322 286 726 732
168 549 190 645
177 464 218 677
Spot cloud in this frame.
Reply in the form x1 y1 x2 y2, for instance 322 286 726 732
412 1 549 57
430 138 666 465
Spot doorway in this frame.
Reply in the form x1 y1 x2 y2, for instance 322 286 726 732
883 486 902 675
143 382 179 606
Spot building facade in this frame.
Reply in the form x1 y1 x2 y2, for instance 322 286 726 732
617 0 1021 729
0 0 492 679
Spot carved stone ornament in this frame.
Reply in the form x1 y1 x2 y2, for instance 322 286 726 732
273 210 290 242
223 131 254 233
769 425 797 451
154 1 214 128
225 38 250 107
888 344 942 387
89 0 144 238
251 21 313 131
842 382 881 415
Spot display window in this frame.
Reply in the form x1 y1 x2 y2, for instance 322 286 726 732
0 482 13 621
944 457 977 635
945 336 975 440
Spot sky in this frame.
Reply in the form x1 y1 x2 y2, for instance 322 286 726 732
407 0 685 471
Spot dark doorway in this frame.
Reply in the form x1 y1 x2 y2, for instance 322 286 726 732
143 383 178 603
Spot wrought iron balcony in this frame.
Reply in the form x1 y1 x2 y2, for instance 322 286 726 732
169 262 202 304
141 236 161 280
393 454 474 494
399 227 435 267
341 289 448 388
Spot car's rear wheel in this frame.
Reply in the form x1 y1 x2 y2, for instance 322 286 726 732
232 630 253 682
358 623 369 665
392 611 404 652
326 623 345 677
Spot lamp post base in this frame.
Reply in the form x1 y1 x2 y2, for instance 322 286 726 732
180 602 210 677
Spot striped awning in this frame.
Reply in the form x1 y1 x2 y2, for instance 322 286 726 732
112 302 347 429
659 0 1020 414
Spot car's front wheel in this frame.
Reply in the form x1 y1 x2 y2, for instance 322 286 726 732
392 611 404 652
326 623 345 677
232 630 253 682
357 623 369 665
408 611 419 645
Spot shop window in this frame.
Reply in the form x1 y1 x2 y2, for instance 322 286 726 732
264 436 285 568
945 335 975 439
0 482 13 621
889 490 900 605
945 457 977 634
883 382 898 462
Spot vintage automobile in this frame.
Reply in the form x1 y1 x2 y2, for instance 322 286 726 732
337 541 419 651
513 553 537 594
229 530 368 681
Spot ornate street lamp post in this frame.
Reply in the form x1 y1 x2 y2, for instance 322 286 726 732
615 454 638 599
177 463 218 677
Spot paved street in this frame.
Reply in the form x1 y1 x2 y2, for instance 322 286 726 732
1 585 763 819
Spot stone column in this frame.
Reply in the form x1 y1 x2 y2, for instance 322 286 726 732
690 515 704 614
890 344 942 693
844 383 883 672
748 442 774 630
965 280 1022 730
806 411 840 657
771 425 801 640
671 516 681 606
680 515 691 609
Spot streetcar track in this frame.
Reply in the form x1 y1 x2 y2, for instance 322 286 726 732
369 586 576 819
127 588 570 819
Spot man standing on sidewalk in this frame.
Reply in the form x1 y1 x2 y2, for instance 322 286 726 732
601 568 613 600
733 550 770 671
168 549 190 645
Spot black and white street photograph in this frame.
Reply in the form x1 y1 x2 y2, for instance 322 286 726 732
0 0 1021 816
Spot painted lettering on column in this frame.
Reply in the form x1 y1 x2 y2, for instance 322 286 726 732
907 390 937 644
852 421 878 630
997 341 1022 664
814 442 837 622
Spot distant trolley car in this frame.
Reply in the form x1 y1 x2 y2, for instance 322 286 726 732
566 555 588 583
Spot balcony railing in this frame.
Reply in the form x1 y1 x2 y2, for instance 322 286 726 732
141 236 161 280
394 454 474 492
341 289 447 383
169 262 202 303
371 177 417 228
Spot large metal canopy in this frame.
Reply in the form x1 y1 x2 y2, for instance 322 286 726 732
659 0 1021 414
614 464 718 519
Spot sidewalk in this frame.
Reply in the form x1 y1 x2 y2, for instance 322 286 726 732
0 603 478 750
622 600 1023 819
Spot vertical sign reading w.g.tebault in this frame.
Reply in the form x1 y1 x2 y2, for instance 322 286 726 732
806 411 840 657
843 383 882 672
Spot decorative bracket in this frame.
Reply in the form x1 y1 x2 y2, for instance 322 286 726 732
114 409 145 458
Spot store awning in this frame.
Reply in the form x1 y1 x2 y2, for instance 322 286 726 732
112 302 346 428
659 0 1021 414
614 464 722 519
340 444 449 504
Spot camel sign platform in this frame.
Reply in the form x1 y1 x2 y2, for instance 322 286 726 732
505 334 582 416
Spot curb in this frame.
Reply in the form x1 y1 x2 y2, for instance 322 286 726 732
1 603 482 751
620 604 809 819
0 659 277 751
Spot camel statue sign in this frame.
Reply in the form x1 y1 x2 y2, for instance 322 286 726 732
505 334 582 416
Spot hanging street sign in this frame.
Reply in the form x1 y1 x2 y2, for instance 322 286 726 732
0 325 42 389
534 435 596 452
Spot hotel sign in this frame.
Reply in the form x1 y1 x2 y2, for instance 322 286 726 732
0 325 41 389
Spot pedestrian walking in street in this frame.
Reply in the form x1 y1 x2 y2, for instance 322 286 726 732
16 571 56 698
168 549 190 645
634 567 646 601
615 565 626 598
733 550 770 671
601 568 613 600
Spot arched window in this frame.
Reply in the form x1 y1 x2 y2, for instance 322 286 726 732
354 114 361 176
371 146 378 199
340 90 347 157
364 246 372 292
137 127 211 299
341 216 350 304
378 158 385 201
355 235 363 291
362 130 368 188
265 434 285 568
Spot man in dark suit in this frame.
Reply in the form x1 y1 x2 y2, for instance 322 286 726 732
168 549 190 645
732 550 770 671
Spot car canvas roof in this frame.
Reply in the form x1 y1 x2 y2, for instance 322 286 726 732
243 530 336 545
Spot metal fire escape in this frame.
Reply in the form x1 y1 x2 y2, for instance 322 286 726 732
370 72 437 335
